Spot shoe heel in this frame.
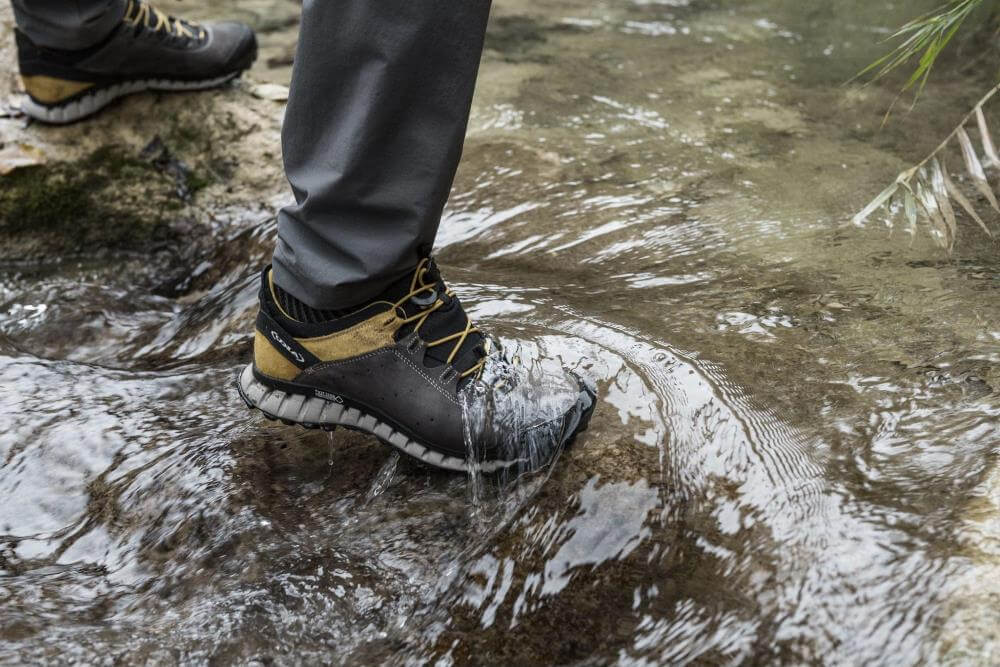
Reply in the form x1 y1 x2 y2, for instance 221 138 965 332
22 74 95 105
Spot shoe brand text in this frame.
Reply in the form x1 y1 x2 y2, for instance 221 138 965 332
270 330 305 364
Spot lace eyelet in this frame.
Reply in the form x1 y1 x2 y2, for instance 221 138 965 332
408 288 438 308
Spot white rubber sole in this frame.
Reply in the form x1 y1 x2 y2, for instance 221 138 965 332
237 364 518 474
22 73 239 124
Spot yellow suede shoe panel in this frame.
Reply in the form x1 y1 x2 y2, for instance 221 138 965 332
22 75 95 104
253 330 301 381
299 311 403 361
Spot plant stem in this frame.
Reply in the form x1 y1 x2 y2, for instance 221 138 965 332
904 81 1000 177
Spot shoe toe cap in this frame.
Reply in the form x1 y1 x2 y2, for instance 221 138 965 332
206 21 258 72
477 375 597 469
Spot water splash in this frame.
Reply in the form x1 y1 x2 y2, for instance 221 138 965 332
364 451 400 504
461 378 487 512
460 337 592 530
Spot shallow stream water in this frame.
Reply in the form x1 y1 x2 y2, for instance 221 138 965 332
2 0 1000 664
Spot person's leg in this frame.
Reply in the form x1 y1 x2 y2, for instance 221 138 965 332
242 0 596 471
11 0 126 50
272 0 492 311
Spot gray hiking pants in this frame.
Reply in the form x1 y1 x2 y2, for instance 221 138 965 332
273 0 491 310
13 0 491 311
12 0 126 50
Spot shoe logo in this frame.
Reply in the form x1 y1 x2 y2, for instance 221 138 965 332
315 390 344 404
270 330 305 364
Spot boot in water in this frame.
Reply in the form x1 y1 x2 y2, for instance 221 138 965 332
238 259 597 473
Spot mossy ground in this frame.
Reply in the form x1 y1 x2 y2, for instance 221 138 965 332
0 145 196 257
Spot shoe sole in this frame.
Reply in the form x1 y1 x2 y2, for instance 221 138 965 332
236 363 595 474
22 72 243 124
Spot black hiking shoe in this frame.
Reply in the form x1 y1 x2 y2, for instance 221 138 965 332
17 0 256 124
237 260 597 473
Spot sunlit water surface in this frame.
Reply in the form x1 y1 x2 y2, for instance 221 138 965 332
2 0 999 664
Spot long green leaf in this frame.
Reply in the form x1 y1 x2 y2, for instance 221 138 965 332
856 0 984 100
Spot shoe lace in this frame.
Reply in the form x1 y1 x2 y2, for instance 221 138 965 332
388 258 487 380
124 0 206 41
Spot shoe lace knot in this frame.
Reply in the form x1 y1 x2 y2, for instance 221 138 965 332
124 0 206 41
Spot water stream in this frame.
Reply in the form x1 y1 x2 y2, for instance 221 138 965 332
1 0 999 664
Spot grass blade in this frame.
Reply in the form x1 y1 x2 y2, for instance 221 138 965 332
855 0 980 104
916 178 951 248
929 159 957 247
852 182 899 226
904 188 918 239
941 159 994 237
956 126 1000 211
883 198 902 235
975 106 1000 168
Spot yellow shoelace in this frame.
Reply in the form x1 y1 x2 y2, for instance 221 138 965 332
124 0 205 40
388 259 486 379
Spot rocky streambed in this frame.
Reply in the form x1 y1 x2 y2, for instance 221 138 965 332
1 0 999 664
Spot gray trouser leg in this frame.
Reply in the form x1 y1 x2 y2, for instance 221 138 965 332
11 0 126 50
272 0 492 310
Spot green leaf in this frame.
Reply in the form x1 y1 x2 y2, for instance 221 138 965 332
856 0 984 101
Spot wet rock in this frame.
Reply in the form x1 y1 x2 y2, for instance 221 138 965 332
0 3 285 274
0 145 178 257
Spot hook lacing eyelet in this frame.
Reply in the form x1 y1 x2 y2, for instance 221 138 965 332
408 288 438 309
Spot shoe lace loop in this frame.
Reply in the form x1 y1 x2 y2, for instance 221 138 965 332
391 258 486 380
124 0 206 41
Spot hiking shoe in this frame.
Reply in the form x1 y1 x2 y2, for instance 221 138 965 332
237 260 597 473
17 0 257 124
